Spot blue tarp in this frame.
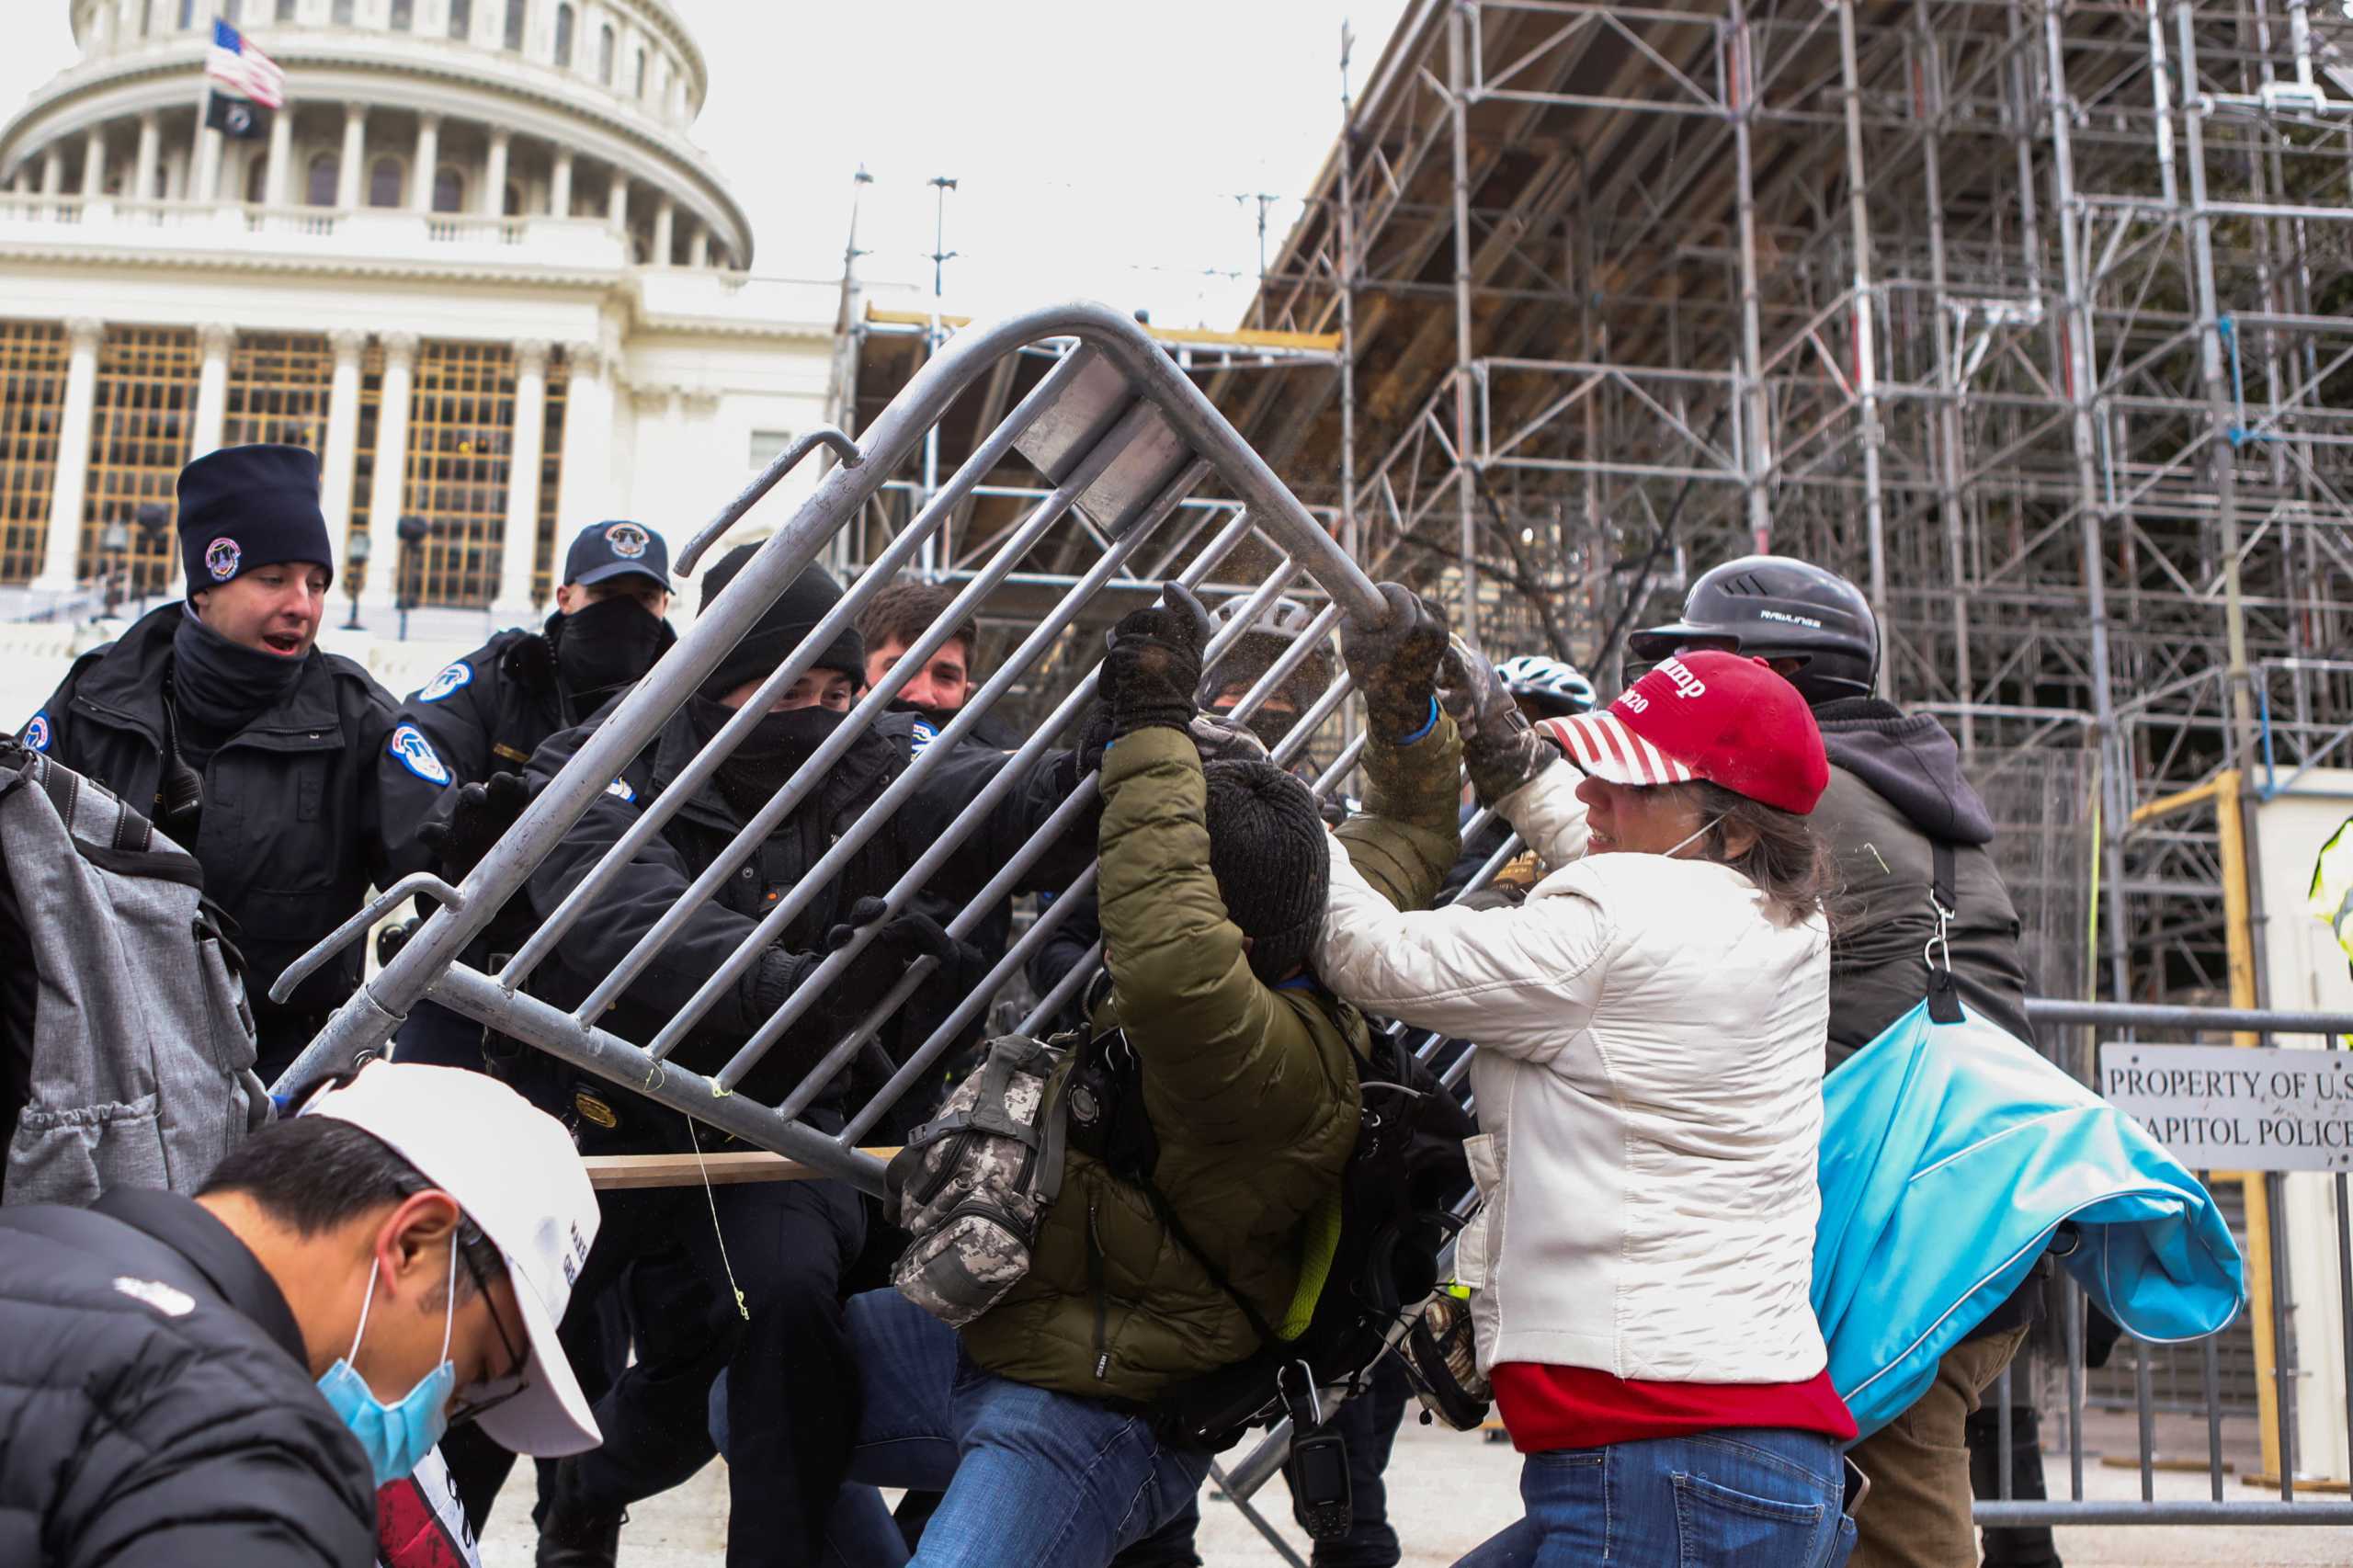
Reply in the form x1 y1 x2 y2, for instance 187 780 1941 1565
1812 1002 2245 1439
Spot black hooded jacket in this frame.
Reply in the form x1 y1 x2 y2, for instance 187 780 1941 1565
521 707 1094 1145
1812 698 2032 1070
0 1188 374 1568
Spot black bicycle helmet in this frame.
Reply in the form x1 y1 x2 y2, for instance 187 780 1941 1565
1629 554 1878 704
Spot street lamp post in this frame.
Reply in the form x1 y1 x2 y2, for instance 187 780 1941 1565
97 517 130 619
395 514 431 642
343 528 371 631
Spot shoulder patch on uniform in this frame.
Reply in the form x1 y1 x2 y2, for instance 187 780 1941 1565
113 1276 195 1317
389 724 452 786
418 661 473 703
604 777 636 803
908 717 938 758
23 711 50 752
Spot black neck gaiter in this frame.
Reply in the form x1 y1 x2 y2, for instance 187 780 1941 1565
553 598 669 714
171 606 308 760
688 696 850 822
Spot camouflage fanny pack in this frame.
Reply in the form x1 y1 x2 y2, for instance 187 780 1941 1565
885 1033 1070 1327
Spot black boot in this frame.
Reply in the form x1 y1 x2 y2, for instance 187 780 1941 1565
535 1459 625 1568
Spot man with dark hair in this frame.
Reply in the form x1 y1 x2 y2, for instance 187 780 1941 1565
18 443 401 1078
855 576 981 726
523 545 1102 1568
0 1062 600 1568
1637 553 2053 1568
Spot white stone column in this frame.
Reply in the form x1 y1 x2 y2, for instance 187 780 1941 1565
335 105 367 210
482 127 511 217
550 147 573 216
493 340 551 618
40 146 63 195
192 124 222 203
409 113 440 211
31 318 103 597
650 194 674 266
188 323 233 462
263 103 292 207
361 333 419 610
318 328 365 572
686 222 708 268
164 145 188 200
82 129 108 199
605 166 628 233
555 340 612 534
132 112 160 204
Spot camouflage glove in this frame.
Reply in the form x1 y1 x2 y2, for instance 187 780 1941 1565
1344 583 1449 741
1103 581 1214 738
1438 640 1557 807
417 769 531 881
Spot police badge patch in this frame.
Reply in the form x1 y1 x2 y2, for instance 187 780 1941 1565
604 522 650 559
204 538 242 582
388 724 452 786
418 662 473 703
23 712 50 753
909 717 938 758
604 776 637 803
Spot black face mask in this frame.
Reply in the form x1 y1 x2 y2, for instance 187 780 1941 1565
888 698 961 731
689 696 850 820
171 606 307 743
554 597 668 708
1210 697 1302 751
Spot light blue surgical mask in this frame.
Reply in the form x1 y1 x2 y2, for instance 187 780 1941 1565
315 1234 459 1488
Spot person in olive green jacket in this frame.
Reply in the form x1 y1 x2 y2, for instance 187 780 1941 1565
839 579 1460 1568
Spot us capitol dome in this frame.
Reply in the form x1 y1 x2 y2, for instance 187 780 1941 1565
0 0 835 624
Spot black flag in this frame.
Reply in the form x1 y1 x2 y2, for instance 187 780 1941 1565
203 90 270 142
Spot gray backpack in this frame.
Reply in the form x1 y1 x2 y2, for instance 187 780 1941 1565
885 1034 1069 1326
1 738 267 1207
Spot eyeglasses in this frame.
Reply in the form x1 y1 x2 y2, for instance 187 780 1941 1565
445 1241 530 1431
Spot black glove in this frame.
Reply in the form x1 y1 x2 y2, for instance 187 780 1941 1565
417 769 532 880
824 896 985 999
1344 583 1449 741
1102 581 1214 738
1438 640 1556 806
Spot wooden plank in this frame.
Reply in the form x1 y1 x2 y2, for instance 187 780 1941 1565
861 303 1342 354
582 1149 899 1190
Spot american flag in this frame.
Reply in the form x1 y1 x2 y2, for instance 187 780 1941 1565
206 20 286 109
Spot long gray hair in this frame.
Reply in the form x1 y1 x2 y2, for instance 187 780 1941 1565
1665 779 1834 926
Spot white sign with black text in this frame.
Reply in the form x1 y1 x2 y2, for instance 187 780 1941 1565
2098 1042 2353 1173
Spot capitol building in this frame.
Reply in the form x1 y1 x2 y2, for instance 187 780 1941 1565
0 0 837 629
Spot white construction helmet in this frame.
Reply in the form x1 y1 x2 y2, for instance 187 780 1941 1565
1493 653 1598 717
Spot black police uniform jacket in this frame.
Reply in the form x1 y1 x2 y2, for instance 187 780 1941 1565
522 708 1096 1146
21 603 398 1062
376 613 677 880
0 1187 375 1568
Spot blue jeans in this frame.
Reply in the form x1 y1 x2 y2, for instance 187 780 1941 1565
838 1289 1212 1568
1455 1430 1856 1568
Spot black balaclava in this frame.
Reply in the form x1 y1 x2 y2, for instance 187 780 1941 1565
171 603 307 764
690 547 867 820
551 596 671 712
1202 758 1331 983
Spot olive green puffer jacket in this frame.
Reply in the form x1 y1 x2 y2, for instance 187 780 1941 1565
960 716 1462 1402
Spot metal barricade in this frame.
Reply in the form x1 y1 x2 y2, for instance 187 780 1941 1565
268 301 1390 1197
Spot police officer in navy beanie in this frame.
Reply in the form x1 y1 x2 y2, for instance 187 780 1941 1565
17 443 401 1080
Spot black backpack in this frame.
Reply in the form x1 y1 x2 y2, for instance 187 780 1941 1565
1066 1015 1475 1449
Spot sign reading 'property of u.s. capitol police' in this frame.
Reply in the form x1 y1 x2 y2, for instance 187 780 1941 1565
2099 1043 2353 1172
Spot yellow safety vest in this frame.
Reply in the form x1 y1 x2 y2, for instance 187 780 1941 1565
2311 813 2353 975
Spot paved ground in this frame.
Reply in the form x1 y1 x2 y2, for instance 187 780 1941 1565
480 1408 2350 1566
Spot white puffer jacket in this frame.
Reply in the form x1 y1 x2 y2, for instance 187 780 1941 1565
1314 761 1833 1384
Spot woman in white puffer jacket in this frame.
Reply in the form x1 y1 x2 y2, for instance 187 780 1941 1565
1315 648 1858 1568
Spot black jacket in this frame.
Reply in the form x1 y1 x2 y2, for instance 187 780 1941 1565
21 604 398 1073
0 1187 375 1568
378 614 678 881
1812 699 2032 1071
523 708 1094 1145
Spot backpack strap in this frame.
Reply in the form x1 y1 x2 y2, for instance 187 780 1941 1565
1926 839 1963 1024
1131 1169 1280 1349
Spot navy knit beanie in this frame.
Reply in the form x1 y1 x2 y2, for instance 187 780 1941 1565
176 443 335 590
1202 758 1330 984
696 544 866 699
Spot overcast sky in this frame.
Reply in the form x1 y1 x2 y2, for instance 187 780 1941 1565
0 0 1410 328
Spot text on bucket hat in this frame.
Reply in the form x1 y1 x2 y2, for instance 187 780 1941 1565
1538 650 1828 815
304 1062 603 1458
176 443 335 591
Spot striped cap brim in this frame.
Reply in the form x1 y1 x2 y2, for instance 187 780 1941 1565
1539 712 1698 789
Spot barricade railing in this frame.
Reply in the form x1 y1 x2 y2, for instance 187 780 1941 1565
269 301 1388 1196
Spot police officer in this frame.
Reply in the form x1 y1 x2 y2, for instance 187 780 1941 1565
524 545 1100 1568
1634 555 2052 1568
378 519 680 1074
18 444 397 1081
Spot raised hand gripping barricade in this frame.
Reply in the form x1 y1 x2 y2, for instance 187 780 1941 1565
267 300 1395 1199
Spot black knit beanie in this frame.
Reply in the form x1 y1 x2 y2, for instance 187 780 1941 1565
696 544 866 700
176 443 335 591
1202 759 1330 984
